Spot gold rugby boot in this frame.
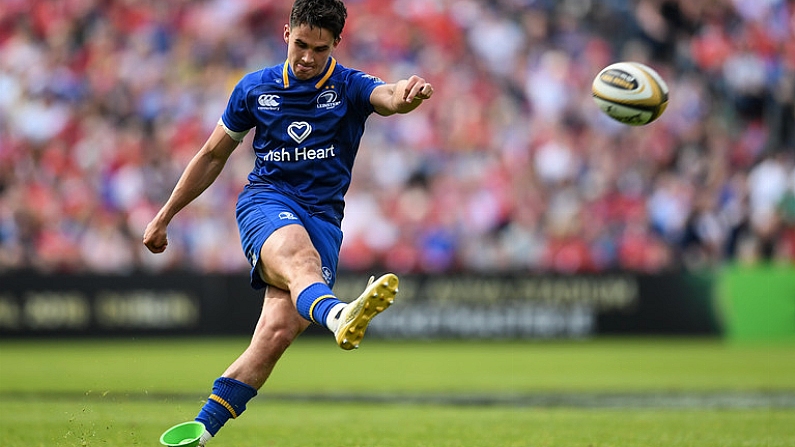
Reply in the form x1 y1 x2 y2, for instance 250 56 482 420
334 274 398 350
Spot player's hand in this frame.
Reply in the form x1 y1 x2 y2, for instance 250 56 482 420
403 75 433 103
143 219 169 253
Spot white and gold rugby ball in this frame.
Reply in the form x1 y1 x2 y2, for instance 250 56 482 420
592 61 669 126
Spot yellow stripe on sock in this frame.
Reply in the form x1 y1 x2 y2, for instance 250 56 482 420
209 394 238 419
308 295 336 324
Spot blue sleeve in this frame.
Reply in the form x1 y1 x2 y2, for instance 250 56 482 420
346 70 385 115
221 77 256 132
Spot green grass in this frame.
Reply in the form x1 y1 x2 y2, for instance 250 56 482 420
2 337 794 394
1 337 794 446
3 400 795 447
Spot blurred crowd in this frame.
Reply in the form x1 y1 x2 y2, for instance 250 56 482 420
1 0 794 275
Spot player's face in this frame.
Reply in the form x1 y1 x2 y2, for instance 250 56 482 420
284 23 340 81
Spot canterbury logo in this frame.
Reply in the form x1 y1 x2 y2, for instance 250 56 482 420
287 121 312 144
258 94 280 108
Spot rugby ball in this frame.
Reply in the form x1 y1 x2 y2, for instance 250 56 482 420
592 62 669 126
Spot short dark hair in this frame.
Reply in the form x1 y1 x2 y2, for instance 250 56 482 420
290 0 347 40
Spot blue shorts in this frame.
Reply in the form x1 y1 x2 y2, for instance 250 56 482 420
236 186 343 290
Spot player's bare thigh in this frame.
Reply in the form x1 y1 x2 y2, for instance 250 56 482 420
256 224 325 298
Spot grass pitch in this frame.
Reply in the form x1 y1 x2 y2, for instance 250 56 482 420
1 337 794 446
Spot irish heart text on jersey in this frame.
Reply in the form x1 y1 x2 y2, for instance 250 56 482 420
261 145 337 162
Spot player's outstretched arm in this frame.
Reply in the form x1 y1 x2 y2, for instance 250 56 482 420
143 125 239 253
370 75 433 116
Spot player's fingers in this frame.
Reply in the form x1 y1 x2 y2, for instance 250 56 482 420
404 77 431 102
408 84 432 102
148 243 167 254
143 233 168 253
402 75 424 101
417 83 433 100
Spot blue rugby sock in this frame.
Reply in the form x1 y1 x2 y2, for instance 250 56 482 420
195 377 257 436
296 282 342 328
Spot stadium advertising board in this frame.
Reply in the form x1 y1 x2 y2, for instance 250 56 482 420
0 272 719 338
334 274 639 339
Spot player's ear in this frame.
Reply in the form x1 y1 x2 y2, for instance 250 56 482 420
283 24 290 43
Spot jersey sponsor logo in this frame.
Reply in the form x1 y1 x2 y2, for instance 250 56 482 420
258 94 281 110
317 90 341 110
262 145 337 162
287 121 312 144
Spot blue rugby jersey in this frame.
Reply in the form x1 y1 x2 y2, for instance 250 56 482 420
221 58 385 224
